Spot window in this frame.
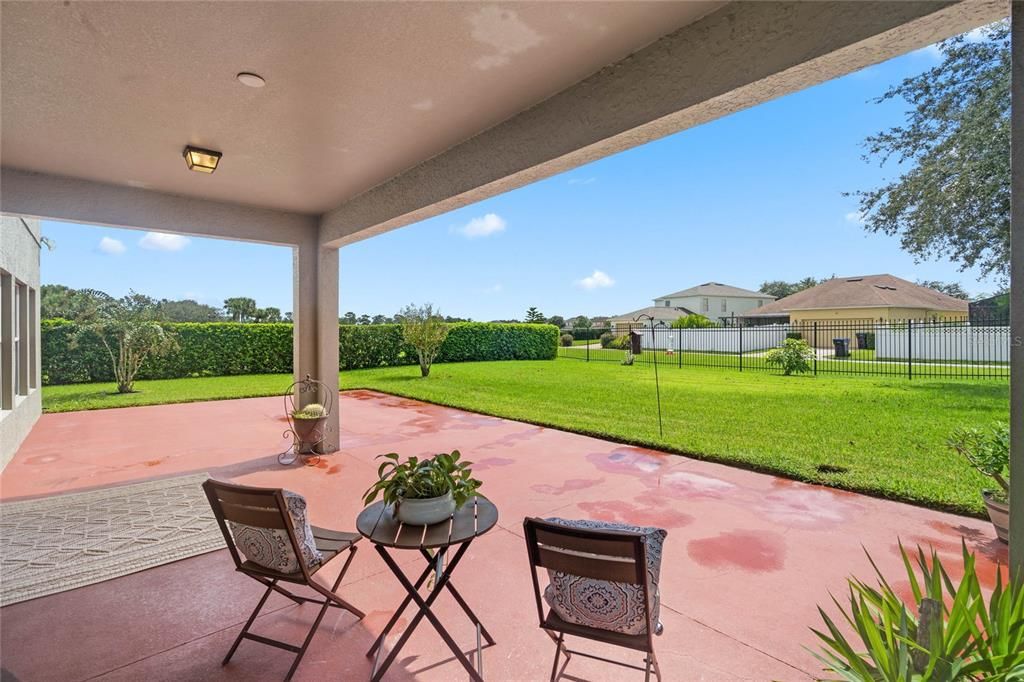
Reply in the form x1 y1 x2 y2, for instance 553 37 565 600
663 300 670 307
701 297 709 312
758 300 763 308
14 282 23 396
721 298 727 313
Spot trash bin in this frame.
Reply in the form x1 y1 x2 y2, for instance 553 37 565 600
855 332 868 350
833 338 851 358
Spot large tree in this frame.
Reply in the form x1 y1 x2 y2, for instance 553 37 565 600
759 278 820 300
851 21 1009 281
223 297 257 322
525 307 545 323
915 280 970 300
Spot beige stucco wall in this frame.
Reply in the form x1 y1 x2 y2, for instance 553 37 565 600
0 215 43 469
789 307 969 347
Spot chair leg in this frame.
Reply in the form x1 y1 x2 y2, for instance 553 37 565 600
651 651 662 682
549 633 565 682
224 580 276 665
644 653 653 682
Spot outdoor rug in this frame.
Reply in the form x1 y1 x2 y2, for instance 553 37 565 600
0 473 222 606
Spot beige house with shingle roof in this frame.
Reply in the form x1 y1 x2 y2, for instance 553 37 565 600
741 274 970 345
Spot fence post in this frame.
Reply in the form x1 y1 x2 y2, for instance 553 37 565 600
813 322 818 376
907 319 913 380
586 328 590 362
739 322 743 372
677 327 682 369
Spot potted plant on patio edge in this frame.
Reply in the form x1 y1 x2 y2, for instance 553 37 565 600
291 402 327 443
363 451 481 525
947 421 1010 543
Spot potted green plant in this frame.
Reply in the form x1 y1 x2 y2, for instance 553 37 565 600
362 451 481 525
947 421 1009 542
291 402 327 444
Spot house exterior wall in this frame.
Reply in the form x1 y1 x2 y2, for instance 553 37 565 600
654 295 773 319
0 215 43 470
788 307 970 348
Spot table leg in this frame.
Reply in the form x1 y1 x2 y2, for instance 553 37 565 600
419 548 496 646
366 551 440 658
370 543 484 682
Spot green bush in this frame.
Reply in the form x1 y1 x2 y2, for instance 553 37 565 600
42 320 559 384
785 332 803 341
599 331 614 348
560 333 574 347
764 338 815 376
438 323 558 362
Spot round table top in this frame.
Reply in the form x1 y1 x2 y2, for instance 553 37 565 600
356 497 498 550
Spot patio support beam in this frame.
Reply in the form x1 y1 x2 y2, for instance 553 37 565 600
319 0 1004 247
1011 0 1024 577
293 238 340 453
0 168 317 246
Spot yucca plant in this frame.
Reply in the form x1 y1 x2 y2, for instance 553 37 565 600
812 542 1024 681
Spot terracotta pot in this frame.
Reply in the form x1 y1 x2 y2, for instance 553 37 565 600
982 490 1009 543
292 416 326 448
396 492 456 526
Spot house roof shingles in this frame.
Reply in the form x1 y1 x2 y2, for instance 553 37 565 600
609 305 697 323
742 274 970 317
655 282 772 300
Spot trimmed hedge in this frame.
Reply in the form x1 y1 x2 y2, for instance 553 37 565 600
41 320 558 385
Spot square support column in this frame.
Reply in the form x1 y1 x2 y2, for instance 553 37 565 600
1012 0 1024 576
293 239 340 453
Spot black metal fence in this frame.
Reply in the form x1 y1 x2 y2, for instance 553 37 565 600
557 317 1010 379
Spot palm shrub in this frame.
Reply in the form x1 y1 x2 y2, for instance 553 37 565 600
671 314 717 328
813 543 1024 681
72 291 178 393
765 338 815 375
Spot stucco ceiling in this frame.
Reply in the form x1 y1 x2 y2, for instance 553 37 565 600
1 1 721 214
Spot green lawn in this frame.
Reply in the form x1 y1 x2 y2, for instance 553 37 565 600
43 373 294 412
43 359 1009 515
340 360 1008 516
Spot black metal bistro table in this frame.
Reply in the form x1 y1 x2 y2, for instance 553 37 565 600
356 496 499 681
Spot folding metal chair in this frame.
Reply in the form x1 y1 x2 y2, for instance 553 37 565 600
203 479 365 681
523 517 663 682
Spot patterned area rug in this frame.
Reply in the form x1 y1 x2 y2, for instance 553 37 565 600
0 473 222 606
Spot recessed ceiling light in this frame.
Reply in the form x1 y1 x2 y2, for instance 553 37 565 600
183 146 222 173
236 72 266 88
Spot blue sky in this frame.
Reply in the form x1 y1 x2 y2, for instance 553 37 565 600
40 40 1001 321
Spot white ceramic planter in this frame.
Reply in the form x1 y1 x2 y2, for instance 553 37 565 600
982 490 1009 543
396 491 456 526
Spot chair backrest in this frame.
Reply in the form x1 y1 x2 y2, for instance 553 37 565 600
523 517 653 627
202 479 305 577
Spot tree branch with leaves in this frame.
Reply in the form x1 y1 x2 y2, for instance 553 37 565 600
73 291 179 393
399 303 449 378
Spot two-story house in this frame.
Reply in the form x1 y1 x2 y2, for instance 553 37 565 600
609 282 775 332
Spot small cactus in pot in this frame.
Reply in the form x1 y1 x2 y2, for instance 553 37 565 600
291 402 327 445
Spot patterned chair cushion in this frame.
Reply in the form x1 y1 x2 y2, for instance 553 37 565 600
542 518 666 636
228 491 323 574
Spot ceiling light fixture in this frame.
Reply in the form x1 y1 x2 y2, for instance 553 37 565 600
236 72 266 88
183 146 222 173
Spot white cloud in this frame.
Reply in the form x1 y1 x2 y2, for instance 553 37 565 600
482 283 503 294
845 211 866 225
568 177 596 186
97 237 126 255
575 270 615 290
456 213 506 238
139 232 190 251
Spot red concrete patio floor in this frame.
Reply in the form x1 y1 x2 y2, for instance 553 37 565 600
0 390 1008 681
